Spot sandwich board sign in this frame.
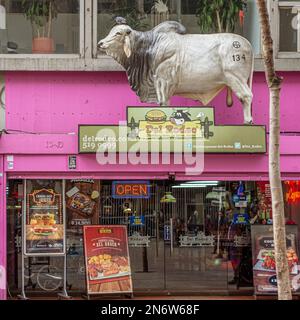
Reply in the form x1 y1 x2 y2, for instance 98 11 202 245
83 225 133 296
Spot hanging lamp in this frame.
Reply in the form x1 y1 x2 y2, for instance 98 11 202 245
160 191 176 203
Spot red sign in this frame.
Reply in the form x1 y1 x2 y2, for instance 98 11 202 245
83 225 133 295
112 181 150 199
285 181 300 204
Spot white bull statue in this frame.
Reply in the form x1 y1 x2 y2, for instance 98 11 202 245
98 19 254 124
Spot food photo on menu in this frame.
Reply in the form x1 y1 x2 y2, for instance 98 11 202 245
251 226 300 293
29 212 58 236
87 254 130 280
253 247 299 274
66 180 100 232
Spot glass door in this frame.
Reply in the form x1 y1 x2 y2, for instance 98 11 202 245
163 181 254 293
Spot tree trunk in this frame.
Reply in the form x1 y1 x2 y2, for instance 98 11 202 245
255 0 292 300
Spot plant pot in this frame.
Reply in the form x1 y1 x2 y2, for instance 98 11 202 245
32 37 54 54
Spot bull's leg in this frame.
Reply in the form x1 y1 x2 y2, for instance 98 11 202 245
155 78 171 106
225 75 253 124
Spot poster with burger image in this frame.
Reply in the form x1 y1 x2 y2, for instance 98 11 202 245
26 187 64 255
251 225 300 295
126 107 213 144
137 108 203 140
66 180 100 234
83 225 133 295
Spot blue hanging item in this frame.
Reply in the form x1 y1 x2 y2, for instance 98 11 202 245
233 213 250 225
237 181 245 196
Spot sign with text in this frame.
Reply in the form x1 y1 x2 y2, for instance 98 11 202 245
233 213 249 225
66 180 100 234
25 188 64 255
129 215 145 226
251 225 300 295
83 225 133 295
112 181 150 199
68 155 77 170
79 107 266 153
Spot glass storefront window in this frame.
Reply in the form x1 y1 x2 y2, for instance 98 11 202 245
279 6 298 52
6 179 300 297
0 0 80 54
275 1 300 55
96 0 260 56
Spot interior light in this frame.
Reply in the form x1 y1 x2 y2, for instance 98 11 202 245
160 191 177 203
184 181 219 184
172 185 209 188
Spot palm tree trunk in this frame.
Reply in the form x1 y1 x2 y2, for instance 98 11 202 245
255 0 292 300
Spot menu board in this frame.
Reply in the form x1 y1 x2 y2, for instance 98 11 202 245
66 180 100 234
256 181 272 220
251 225 300 295
26 188 64 255
83 225 133 295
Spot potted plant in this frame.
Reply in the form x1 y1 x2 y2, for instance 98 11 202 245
196 0 247 33
22 0 58 53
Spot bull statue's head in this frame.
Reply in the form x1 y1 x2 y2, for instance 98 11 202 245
98 24 133 59
98 18 186 62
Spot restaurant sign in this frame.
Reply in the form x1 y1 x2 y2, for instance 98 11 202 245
79 107 266 153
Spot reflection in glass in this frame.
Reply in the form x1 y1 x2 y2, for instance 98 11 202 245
0 0 80 54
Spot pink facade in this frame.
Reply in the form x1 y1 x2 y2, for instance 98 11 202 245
1 70 300 299
2 71 300 179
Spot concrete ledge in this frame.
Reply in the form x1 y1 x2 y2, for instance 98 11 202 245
1 55 300 72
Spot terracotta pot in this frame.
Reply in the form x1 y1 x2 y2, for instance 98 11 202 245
32 37 54 54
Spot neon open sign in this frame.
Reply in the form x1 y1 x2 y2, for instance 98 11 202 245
112 181 151 199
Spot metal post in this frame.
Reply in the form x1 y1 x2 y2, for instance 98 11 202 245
170 218 173 255
58 179 71 299
18 179 28 300
156 211 159 257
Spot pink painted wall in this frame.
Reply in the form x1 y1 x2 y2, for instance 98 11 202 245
5 71 300 134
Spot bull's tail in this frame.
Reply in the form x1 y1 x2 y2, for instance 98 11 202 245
248 51 254 92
